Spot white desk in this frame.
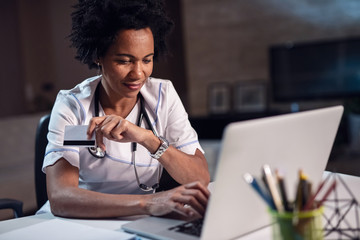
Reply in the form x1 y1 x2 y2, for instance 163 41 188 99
0 172 359 240
0 213 141 239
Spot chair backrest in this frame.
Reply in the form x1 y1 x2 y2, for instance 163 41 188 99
34 114 50 210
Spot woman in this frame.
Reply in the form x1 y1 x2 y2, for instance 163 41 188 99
39 0 210 219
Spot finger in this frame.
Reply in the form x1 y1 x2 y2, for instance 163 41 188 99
185 182 211 201
87 116 106 139
171 187 207 216
182 189 208 213
100 117 122 140
172 202 190 217
173 202 201 218
176 193 206 216
95 125 106 151
182 182 211 215
109 119 128 141
115 119 145 143
183 204 202 219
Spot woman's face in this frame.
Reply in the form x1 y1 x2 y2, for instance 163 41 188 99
99 27 154 99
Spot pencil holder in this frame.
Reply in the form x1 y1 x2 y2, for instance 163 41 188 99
269 206 324 240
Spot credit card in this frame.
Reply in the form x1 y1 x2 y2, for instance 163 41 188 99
63 125 95 147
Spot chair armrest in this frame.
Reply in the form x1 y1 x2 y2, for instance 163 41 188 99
0 198 24 218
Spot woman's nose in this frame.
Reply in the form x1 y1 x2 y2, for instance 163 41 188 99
129 62 143 79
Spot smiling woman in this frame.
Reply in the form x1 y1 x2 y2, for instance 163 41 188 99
38 0 210 219
99 28 154 104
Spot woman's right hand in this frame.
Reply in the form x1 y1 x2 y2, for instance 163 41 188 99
144 181 210 219
87 115 153 151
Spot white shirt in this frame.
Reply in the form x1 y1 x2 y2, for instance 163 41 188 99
42 76 203 195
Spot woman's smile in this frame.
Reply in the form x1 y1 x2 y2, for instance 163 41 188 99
123 82 143 91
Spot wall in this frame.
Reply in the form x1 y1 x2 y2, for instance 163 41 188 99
152 0 189 108
17 0 95 114
1 0 96 117
2 0 360 118
0 1 26 116
182 0 360 116
0 0 185 118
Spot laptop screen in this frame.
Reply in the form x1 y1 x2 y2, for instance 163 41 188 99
201 105 343 240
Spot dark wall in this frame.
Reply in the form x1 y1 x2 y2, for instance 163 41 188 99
0 1 26 117
152 0 188 108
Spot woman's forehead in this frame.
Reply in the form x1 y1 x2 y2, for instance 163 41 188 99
109 28 154 57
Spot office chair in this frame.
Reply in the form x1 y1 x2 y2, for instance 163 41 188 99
0 198 23 218
0 114 50 218
34 114 50 210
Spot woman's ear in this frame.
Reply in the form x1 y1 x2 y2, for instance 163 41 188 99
95 59 102 75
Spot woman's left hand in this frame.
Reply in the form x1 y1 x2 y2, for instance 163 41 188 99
145 181 210 219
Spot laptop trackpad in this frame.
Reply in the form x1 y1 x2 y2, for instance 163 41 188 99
122 216 201 240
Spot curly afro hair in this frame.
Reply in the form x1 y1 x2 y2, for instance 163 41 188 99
69 0 174 69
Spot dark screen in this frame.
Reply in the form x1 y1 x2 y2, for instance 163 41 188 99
270 38 360 102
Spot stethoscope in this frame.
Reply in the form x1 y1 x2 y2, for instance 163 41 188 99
88 82 161 192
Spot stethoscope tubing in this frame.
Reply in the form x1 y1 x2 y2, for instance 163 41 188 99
88 82 162 192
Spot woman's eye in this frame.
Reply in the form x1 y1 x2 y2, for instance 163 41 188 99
117 59 131 64
143 59 152 64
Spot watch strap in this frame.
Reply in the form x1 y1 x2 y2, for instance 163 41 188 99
150 136 169 159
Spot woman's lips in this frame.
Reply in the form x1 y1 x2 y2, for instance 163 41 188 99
124 82 142 90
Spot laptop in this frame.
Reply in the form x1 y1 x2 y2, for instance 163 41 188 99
122 105 344 240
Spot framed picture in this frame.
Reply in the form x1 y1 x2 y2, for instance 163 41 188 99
233 81 267 113
208 83 231 114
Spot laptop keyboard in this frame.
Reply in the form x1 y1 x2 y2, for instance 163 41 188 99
168 218 204 237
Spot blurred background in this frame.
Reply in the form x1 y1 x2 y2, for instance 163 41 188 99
1 0 360 220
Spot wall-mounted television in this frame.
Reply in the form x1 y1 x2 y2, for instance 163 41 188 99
269 37 360 103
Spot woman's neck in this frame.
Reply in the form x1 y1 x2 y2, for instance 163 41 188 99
99 84 138 117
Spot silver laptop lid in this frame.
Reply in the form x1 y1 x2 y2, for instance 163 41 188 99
201 105 343 240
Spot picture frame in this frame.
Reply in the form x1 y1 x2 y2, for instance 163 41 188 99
233 81 267 113
208 83 231 115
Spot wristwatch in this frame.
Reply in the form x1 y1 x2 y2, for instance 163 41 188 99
150 136 169 159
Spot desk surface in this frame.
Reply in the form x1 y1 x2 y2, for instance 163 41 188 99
0 172 359 240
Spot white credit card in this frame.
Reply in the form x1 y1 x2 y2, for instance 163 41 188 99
63 125 95 147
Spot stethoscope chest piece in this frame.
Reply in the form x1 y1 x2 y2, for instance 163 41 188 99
88 146 106 158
